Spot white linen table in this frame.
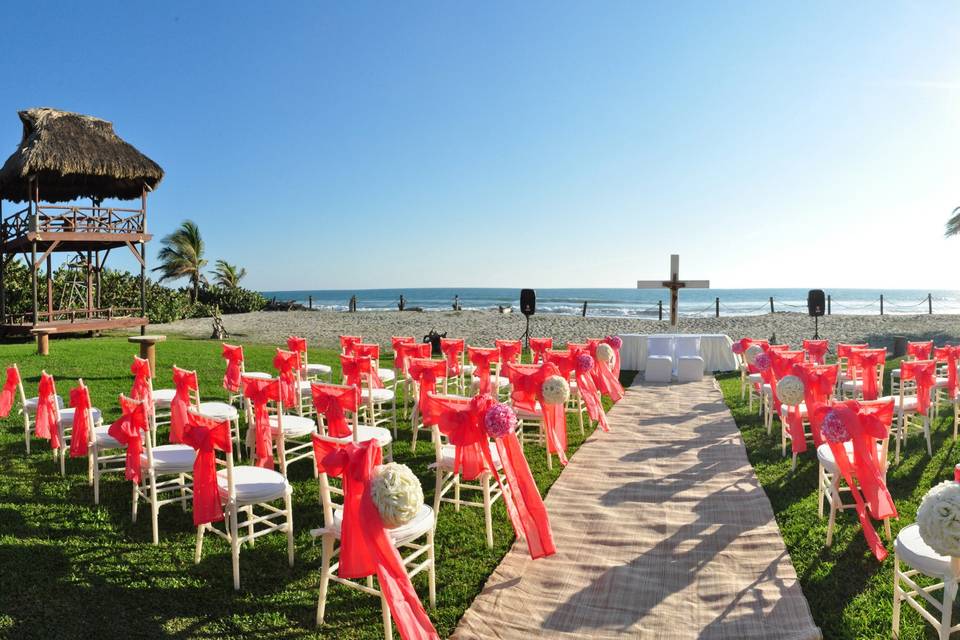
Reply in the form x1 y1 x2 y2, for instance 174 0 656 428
618 334 736 372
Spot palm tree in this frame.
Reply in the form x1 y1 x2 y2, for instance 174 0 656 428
153 220 207 302
947 206 960 237
212 259 247 289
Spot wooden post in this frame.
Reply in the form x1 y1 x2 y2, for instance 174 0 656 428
0 199 4 325
715 297 720 318
581 301 588 317
880 294 884 315
827 294 831 315
769 296 774 314
929 293 933 314
140 186 147 336
658 300 663 320
95 250 101 309
31 240 38 326
46 253 53 318
309 295 313 309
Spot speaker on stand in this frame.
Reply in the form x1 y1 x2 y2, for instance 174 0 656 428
520 289 536 349
807 289 825 339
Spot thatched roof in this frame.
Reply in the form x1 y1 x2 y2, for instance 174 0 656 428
0 108 163 203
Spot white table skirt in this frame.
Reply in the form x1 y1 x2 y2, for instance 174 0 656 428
618 334 737 372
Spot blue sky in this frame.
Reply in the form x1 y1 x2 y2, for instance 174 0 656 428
1 2 959 290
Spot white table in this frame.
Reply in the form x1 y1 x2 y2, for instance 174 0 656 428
618 334 737 372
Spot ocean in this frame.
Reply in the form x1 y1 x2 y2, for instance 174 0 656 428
259 288 960 318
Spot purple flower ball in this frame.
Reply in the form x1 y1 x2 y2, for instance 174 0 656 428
576 353 595 373
731 342 745 354
821 411 851 443
484 403 517 439
604 335 623 350
754 352 772 371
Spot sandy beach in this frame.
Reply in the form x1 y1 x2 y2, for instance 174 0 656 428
150 309 960 352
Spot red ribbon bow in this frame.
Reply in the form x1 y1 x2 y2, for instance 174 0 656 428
0 365 20 417
736 338 770 374
802 340 829 365
35 372 61 450
501 362 569 463
311 383 359 438
340 335 362 354
422 393 556 560
273 349 301 407
130 357 154 415
311 438 440 640
171 366 198 444
935 345 960 398
495 340 523 365
394 342 428 377
68 385 92 458
907 341 934 360
529 338 553 364
183 411 233 527
467 347 500 395
601 336 622 378
813 399 896 561
222 344 244 393
353 344 385 388
108 396 148 484
585 340 624 404
902 360 937 414
440 338 465 376
785 363 839 454
392 336 416 368
242 376 279 469
850 348 886 401
287 336 308 355
764 350 805 414
408 358 447 418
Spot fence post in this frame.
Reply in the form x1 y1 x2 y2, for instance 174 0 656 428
880 294 884 316
929 293 933 315
308 295 313 310
769 296 774 314
827 294 831 315
658 300 663 321
581 301 588 317
715 297 720 318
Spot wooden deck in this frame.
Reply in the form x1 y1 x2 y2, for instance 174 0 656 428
1 316 147 336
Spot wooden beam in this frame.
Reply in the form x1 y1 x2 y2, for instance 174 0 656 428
32 240 60 269
125 241 145 267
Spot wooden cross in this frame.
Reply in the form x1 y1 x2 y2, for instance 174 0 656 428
637 254 709 328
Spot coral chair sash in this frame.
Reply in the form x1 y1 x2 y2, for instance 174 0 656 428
339 335 362 354
0 365 20 417
543 349 575 379
170 367 199 444
392 336 416 368
501 362 568 462
286 336 308 355
467 347 500 395
422 394 555 560
68 385 92 458
765 350 805 414
440 338 466 376
183 411 233 527
353 344 384 388
935 345 960 398
495 340 523 365
529 338 553 364
813 400 896 561
130 356 153 413
311 383 359 438
242 376 279 469
311 438 440 640
802 340 829 365
341 354 373 389
601 336 622 378
907 341 934 360
35 372 61 449
575 360 608 432
850 348 885 401
273 349 301 407
395 342 424 376
584 341 624 403
407 358 447 415
901 360 937 414
786 363 838 454
221 344 244 393
734 338 770 374
107 396 147 484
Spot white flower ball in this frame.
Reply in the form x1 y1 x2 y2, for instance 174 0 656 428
745 344 763 365
370 463 424 528
596 343 616 365
776 375 805 406
917 481 960 557
541 375 570 405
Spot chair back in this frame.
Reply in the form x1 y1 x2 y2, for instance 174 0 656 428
529 338 553 363
310 383 360 442
495 340 523 365
339 335 362 355
858 398 896 471
674 336 701 358
185 407 235 497
392 336 416 368
647 336 674 359
907 341 934 361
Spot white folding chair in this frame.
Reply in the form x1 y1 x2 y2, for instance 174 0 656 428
893 526 960 639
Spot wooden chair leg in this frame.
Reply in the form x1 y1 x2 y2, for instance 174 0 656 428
149 474 160 545
131 482 139 522
453 475 461 512
482 474 493 549
427 527 437 610
230 507 241 590
892 554 902 638
316 535 332 625
285 491 295 567
194 524 205 564
381 589 393 640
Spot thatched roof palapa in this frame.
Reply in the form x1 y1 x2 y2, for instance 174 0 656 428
0 108 164 203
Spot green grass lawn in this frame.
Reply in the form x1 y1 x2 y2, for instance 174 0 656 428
0 336 628 639
716 360 958 640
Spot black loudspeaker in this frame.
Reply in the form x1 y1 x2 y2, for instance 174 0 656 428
808 289 825 317
520 289 536 317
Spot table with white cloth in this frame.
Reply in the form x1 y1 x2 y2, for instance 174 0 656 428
618 334 737 372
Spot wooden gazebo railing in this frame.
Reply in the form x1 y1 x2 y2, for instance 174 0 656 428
3 306 143 325
2 204 146 242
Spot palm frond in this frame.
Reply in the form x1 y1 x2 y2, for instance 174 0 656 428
947 206 960 238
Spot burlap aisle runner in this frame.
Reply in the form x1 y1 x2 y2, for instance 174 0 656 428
452 377 821 640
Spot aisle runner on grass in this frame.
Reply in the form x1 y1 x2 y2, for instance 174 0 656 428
452 376 821 640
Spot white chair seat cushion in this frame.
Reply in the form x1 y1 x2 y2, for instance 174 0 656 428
438 443 501 470
935 377 950 388
677 355 704 382
747 373 762 384
816 441 885 474
141 444 196 473
462 364 476 375
881 395 919 412
361 388 395 403
779 403 808 419
244 371 272 380
515 405 542 421
218 465 289 504
197 401 238 421
841 380 864 391
895 523 952 578
268 414 317 437
59 407 103 426
92 424 122 450
305 363 332 375
328 425 393 448
378 369 396 383
24 395 65 414
326 504 435 545
152 388 176 408
470 375 510 390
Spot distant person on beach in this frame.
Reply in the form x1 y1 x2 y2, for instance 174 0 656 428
398 294 406 311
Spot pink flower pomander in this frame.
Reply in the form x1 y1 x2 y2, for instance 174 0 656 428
483 403 517 439
575 353 595 374
731 342 745 354
604 335 623 350
821 410 851 443
753 352 772 371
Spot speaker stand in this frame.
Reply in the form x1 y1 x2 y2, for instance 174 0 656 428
814 315 820 340
520 315 531 350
